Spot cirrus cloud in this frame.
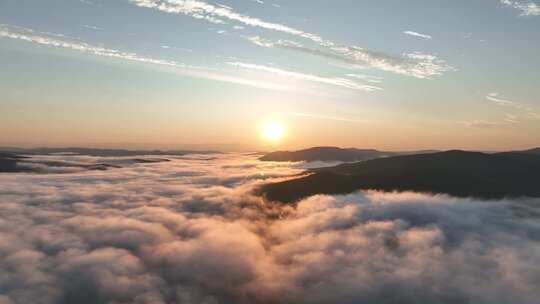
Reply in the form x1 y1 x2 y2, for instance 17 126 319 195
227 61 383 91
403 30 432 39
129 0 455 79
500 0 540 16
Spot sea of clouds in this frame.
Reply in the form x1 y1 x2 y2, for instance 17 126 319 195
1 153 540 304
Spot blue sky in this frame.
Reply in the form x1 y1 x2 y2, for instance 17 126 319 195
0 0 539 150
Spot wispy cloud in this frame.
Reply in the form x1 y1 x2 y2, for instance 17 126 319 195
0 24 292 92
500 0 540 16
528 112 540 119
129 0 323 41
486 92 540 122
346 73 384 84
227 62 382 91
403 30 432 39
486 92 535 113
82 24 103 31
462 120 506 129
459 93 540 127
329 47 455 79
160 45 193 52
245 36 455 79
486 92 517 106
245 35 305 51
129 0 454 79
0 25 182 67
3 24 378 96
281 111 369 123
246 35 279 48
504 113 519 123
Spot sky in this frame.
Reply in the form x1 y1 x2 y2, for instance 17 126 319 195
0 0 539 151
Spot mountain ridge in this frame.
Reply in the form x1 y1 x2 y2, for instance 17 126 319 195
259 146 398 162
259 150 540 203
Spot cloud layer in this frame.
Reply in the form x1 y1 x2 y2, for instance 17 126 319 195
1 153 540 303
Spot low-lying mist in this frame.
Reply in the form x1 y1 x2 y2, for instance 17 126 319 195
1 153 539 304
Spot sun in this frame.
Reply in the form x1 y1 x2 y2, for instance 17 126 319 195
260 121 285 142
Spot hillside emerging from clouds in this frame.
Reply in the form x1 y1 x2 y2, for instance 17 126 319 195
0 148 216 173
260 149 540 202
260 146 397 162
259 146 441 162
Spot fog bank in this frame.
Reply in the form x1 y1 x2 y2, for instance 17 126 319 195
1 153 539 304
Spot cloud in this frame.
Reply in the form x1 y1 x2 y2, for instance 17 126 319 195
504 113 520 123
500 0 540 16
1 152 540 303
245 36 455 79
246 35 277 48
462 120 506 129
487 92 517 106
129 0 322 42
82 24 103 31
462 93 530 127
346 73 384 83
129 1 454 79
528 112 540 119
486 92 539 121
331 47 455 79
227 62 383 91
0 24 185 68
280 111 371 124
160 45 193 52
0 24 298 92
3 24 389 95
403 30 432 39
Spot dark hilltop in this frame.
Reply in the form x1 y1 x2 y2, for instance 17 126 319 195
259 149 540 203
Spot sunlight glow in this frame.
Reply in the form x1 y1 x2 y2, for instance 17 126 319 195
260 121 285 142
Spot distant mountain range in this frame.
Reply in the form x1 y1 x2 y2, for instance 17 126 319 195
259 146 436 162
259 149 540 202
0 147 218 157
521 148 540 155
259 147 391 162
260 146 540 163
0 147 216 173
0 152 26 173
